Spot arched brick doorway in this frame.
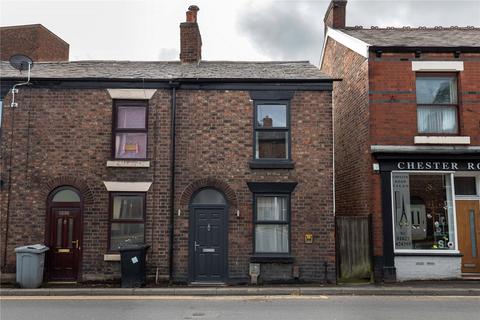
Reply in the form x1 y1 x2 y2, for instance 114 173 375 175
188 188 228 283
45 186 83 281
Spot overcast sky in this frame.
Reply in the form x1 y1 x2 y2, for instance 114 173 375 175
0 0 479 66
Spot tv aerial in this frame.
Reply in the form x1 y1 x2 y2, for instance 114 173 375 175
8 54 34 108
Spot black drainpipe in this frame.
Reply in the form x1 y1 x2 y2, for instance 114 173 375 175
168 81 179 283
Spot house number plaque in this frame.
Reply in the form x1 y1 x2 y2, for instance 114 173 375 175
304 232 313 244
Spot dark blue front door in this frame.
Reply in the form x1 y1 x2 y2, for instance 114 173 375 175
191 207 227 282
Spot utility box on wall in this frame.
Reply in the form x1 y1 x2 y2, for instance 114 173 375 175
249 263 260 284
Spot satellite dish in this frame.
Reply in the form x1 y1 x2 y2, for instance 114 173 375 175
9 54 34 71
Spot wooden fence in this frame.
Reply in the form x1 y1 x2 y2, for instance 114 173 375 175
336 216 372 282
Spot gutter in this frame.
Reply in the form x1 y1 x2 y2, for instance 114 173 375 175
369 46 480 54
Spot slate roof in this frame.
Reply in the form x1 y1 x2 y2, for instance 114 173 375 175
340 27 480 47
0 60 332 81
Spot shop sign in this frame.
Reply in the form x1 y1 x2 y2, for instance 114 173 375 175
395 161 480 171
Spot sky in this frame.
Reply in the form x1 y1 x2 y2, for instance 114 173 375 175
0 0 479 66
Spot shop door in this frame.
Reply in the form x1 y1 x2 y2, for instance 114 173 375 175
455 200 480 273
191 207 227 282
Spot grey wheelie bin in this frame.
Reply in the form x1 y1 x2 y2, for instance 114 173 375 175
15 244 49 288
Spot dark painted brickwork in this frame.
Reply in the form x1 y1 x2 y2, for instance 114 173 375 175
0 87 335 283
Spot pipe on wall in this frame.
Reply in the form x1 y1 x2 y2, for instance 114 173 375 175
168 82 179 282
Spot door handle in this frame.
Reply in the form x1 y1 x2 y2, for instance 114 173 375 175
72 240 79 249
194 241 200 252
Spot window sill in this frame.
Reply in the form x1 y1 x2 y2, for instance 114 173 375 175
104 253 121 261
250 255 295 263
249 160 294 169
395 251 462 257
414 136 471 145
106 160 150 168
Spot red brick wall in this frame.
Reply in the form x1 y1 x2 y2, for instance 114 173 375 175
0 88 171 280
180 22 201 63
0 24 69 62
1 87 335 283
172 90 335 282
321 38 371 219
369 52 480 145
368 52 480 258
324 1 347 29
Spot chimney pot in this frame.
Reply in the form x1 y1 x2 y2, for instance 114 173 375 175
186 5 200 23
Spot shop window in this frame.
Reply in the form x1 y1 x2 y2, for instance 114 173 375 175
454 177 477 196
109 193 145 250
254 102 290 160
254 195 290 253
392 173 456 251
113 100 148 159
416 74 458 134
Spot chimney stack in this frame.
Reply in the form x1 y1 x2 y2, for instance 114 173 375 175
180 5 202 63
324 0 347 31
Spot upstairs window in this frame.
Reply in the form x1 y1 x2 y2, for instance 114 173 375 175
113 100 148 159
254 102 290 160
416 74 458 134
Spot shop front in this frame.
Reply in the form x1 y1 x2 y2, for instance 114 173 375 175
376 153 480 281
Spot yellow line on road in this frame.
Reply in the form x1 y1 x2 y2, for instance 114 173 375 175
1 295 329 301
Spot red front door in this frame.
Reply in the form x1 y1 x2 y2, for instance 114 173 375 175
47 207 82 281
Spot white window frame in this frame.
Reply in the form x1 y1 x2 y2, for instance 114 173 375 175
391 170 460 254
415 74 459 135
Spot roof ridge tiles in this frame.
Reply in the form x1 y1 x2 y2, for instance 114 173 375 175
20 60 313 65
343 26 480 31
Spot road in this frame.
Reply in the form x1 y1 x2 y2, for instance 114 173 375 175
1 295 479 320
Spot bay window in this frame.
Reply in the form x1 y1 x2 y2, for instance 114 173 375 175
416 74 458 134
113 100 148 159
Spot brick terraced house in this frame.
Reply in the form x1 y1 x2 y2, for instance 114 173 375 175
321 1 480 282
0 6 336 284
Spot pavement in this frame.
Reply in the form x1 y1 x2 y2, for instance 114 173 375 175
1 281 480 296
